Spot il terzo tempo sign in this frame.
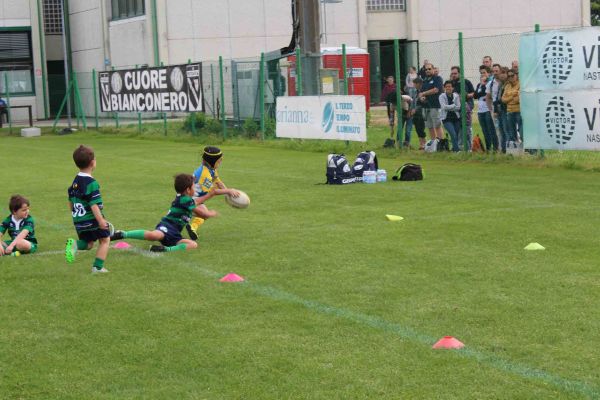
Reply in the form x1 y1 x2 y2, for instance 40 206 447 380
275 96 366 142
99 64 203 112
520 27 600 150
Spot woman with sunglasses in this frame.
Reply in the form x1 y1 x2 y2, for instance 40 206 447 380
501 69 521 144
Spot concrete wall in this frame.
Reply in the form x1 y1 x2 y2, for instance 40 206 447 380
0 0 47 119
164 0 293 63
415 0 590 42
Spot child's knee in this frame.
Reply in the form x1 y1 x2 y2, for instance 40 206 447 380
187 241 198 249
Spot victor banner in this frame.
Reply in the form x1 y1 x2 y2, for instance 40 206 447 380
99 64 203 113
521 89 600 150
520 27 600 91
276 95 366 142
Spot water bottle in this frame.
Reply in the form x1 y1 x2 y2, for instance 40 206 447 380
363 170 376 184
376 169 387 182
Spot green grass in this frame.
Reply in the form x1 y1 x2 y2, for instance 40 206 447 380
1 133 600 399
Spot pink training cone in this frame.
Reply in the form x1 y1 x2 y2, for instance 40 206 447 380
113 241 131 249
219 273 245 282
432 336 465 349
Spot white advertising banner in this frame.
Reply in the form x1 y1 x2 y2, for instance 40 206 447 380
520 27 600 91
521 90 600 150
520 27 600 150
276 95 366 142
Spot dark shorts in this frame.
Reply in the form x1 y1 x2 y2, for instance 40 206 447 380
77 228 111 243
155 220 182 247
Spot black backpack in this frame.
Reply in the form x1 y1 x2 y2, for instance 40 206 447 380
392 163 423 181
352 151 378 181
383 138 395 148
437 138 450 152
326 154 356 184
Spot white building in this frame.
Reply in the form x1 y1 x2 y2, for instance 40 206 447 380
0 0 591 120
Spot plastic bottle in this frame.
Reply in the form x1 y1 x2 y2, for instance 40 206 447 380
363 170 376 184
376 169 387 182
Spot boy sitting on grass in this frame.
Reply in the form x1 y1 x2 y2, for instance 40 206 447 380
0 195 37 256
111 174 228 252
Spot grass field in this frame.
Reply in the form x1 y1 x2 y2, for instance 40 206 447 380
1 132 600 399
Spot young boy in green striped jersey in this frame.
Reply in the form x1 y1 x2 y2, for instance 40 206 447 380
0 195 37 256
110 174 216 252
65 145 111 273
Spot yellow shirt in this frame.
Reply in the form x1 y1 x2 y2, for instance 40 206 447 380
193 164 221 197
501 81 520 113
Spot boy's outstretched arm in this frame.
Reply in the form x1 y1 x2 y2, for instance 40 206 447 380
90 204 108 230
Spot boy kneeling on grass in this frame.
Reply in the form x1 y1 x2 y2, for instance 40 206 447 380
111 174 223 252
0 195 37 257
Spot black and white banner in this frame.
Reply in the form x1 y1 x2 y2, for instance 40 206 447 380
99 64 204 112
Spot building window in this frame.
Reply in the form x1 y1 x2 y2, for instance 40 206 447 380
43 0 63 34
111 0 145 20
0 30 35 96
366 0 406 12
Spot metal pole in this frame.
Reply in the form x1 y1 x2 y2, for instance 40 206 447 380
259 52 265 139
151 0 160 66
112 66 118 128
61 0 72 129
459 32 467 151
92 69 99 129
342 44 348 95
219 56 227 138
72 72 87 130
394 39 403 147
35 0 49 119
210 64 216 118
188 59 196 136
296 47 303 96
4 73 12 134
535 23 544 158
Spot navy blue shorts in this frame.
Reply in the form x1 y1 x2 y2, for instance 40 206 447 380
77 228 111 243
155 221 182 247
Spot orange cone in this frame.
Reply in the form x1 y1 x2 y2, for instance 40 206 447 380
219 273 245 282
432 336 464 349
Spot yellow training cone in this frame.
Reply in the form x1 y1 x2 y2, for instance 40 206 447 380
524 242 545 250
386 215 404 222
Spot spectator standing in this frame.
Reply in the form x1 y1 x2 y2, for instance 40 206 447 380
381 76 397 137
439 81 461 152
482 56 493 69
405 66 417 91
474 70 498 152
486 64 504 150
450 66 475 150
419 63 444 141
502 69 521 144
412 77 427 150
511 60 519 74
418 59 429 80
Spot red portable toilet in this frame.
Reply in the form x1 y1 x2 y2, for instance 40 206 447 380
287 47 370 111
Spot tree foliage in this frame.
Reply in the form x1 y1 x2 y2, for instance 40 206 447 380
593 0 600 26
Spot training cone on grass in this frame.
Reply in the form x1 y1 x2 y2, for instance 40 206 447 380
386 214 404 222
113 241 131 249
219 273 245 282
432 336 465 349
524 242 545 251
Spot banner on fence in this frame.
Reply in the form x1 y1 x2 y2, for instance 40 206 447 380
276 95 366 142
520 27 600 150
520 27 600 91
521 90 600 150
99 64 203 112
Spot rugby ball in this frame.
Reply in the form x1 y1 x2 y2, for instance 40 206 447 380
225 190 250 209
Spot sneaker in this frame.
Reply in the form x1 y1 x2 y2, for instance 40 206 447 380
91 267 109 274
185 224 198 241
110 230 124 241
150 245 166 252
65 238 76 263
